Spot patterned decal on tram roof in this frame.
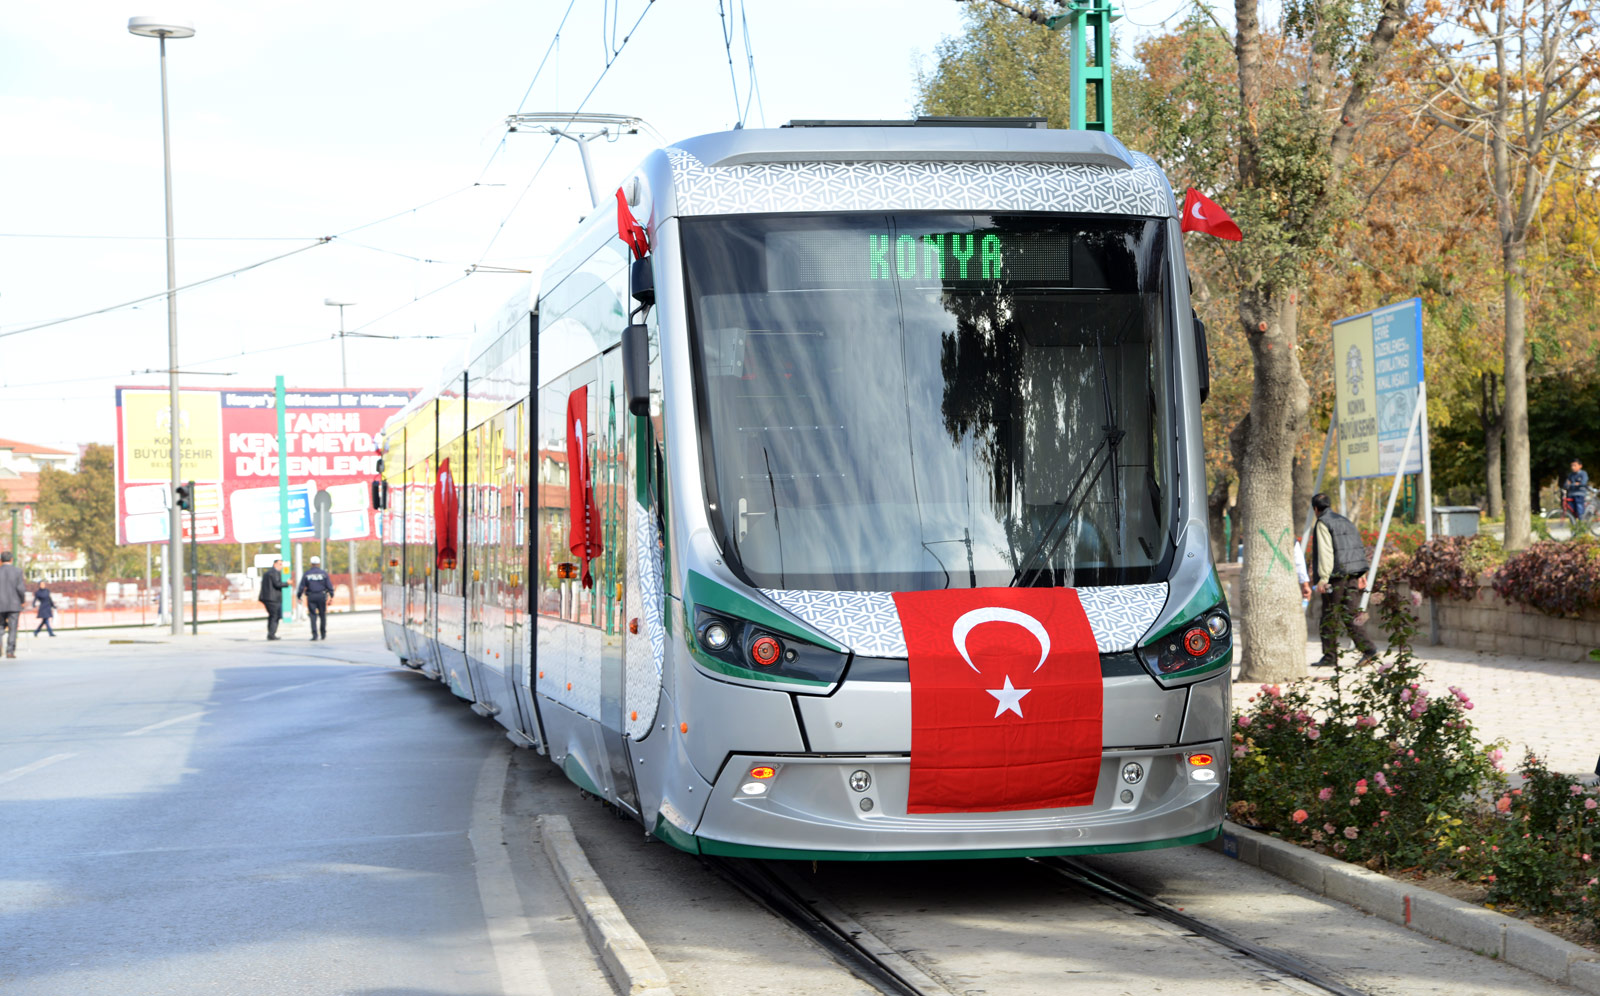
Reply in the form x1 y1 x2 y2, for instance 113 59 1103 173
758 584 1169 657
664 147 1177 219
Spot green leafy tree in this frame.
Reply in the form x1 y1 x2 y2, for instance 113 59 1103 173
35 444 123 582
915 2 1072 126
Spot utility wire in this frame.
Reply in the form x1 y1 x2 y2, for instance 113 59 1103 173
739 0 766 128
0 239 328 339
0 233 314 242
719 1 744 125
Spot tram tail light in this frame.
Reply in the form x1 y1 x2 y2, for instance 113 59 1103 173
1187 753 1214 766
1137 605 1232 685
749 766 776 779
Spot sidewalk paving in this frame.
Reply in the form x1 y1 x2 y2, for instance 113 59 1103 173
1233 638 1600 777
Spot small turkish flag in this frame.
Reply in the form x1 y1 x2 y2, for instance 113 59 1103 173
1179 188 1243 241
892 588 1103 813
434 457 459 570
565 386 603 587
616 188 649 260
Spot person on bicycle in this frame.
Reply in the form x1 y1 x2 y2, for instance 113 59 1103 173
1563 459 1589 519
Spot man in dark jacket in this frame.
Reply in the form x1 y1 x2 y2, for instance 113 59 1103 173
1308 493 1378 669
0 551 25 658
32 583 55 637
258 560 287 640
297 555 334 640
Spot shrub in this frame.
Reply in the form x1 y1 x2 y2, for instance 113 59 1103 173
1229 579 1502 868
1361 521 1427 560
1442 751 1600 915
1492 537 1600 617
1392 536 1504 601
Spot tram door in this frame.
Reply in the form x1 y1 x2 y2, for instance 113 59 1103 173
597 347 639 815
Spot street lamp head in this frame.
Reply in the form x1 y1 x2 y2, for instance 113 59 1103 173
324 299 357 307
128 17 195 38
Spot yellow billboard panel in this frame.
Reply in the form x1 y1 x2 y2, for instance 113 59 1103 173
1333 315 1380 479
119 389 224 483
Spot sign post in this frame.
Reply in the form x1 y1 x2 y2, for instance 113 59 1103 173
276 376 292 622
1332 298 1428 609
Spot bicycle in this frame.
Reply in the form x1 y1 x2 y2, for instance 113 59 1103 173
1541 486 1600 539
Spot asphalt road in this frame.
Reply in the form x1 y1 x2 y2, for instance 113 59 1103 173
0 616 613 996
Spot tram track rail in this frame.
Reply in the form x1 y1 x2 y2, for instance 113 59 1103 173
706 853 1374 996
701 856 954 996
1034 856 1371 996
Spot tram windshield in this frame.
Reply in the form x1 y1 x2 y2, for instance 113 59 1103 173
683 212 1178 592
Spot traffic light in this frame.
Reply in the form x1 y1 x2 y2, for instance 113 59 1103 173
176 482 193 512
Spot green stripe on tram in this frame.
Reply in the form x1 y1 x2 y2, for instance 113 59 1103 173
650 815 1220 861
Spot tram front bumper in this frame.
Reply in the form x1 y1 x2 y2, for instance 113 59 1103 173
682 743 1226 860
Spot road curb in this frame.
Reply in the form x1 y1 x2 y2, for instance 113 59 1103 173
1208 820 1599 992
539 814 674 996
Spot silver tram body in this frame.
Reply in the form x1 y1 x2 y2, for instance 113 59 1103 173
379 122 1231 860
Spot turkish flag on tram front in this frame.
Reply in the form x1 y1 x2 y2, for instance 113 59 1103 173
891 588 1103 813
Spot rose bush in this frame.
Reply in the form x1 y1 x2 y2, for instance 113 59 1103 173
1229 581 1502 867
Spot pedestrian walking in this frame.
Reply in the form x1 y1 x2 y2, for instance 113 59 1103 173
297 556 333 640
258 560 287 640
0 551 26 658
32 582 55 637
1307 492 1378 668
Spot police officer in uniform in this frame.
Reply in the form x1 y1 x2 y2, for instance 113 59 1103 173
297 555 334 640
1308 493 1378 668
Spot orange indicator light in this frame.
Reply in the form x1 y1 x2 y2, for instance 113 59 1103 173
749 766 776 779
679 722 689 734
1188 753 1215 766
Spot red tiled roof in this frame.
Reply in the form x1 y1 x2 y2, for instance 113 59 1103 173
0 438 73 457
0 474 40 504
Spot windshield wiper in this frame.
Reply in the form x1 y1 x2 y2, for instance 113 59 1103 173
1008 424 1124 587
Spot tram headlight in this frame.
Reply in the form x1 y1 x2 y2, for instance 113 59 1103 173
690 607 849 687
1137 602 1232 685
701 621 732 651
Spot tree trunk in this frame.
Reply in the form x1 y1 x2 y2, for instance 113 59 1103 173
1207 475 1232 563
1502 240 1532 550
1234 289 1311 682
1480 371 1504 519
1292 447 1316 538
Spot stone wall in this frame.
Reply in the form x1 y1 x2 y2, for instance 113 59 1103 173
1417 583 1600 662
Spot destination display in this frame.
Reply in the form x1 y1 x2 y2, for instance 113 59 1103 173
768 228 1075 289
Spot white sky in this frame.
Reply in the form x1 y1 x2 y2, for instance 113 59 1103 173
0 0 1192 448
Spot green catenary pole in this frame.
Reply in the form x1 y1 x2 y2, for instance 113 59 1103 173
1048 1 1118 132
276 375 290 575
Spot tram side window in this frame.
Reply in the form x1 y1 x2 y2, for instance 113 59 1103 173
536 364 600 624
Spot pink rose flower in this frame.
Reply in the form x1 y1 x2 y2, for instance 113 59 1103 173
1318 787 1334 801
1496 796 1512 813
1343 826 1359 839
1236 715 1252 727
1355 779 1369 795
1293 809 1309 824
1586 798 1597 811
1572 785 1585 795
1307 728 1321 740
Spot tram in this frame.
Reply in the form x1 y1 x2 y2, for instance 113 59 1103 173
378 120 1231 859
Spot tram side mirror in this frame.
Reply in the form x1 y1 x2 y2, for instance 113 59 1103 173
370 477 388 510
1192 309 1211 404
623 323 651 416
630 256 655 308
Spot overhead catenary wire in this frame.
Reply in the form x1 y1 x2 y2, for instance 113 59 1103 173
474 0 658 267
0 239 329 339
739 0 767 128
719 1 745 125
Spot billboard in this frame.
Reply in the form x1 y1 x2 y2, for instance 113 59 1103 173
114 386 416 545
1332 299 1424 480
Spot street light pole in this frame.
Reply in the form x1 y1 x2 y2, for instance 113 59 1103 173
325 298 358 614
129 16 196 637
